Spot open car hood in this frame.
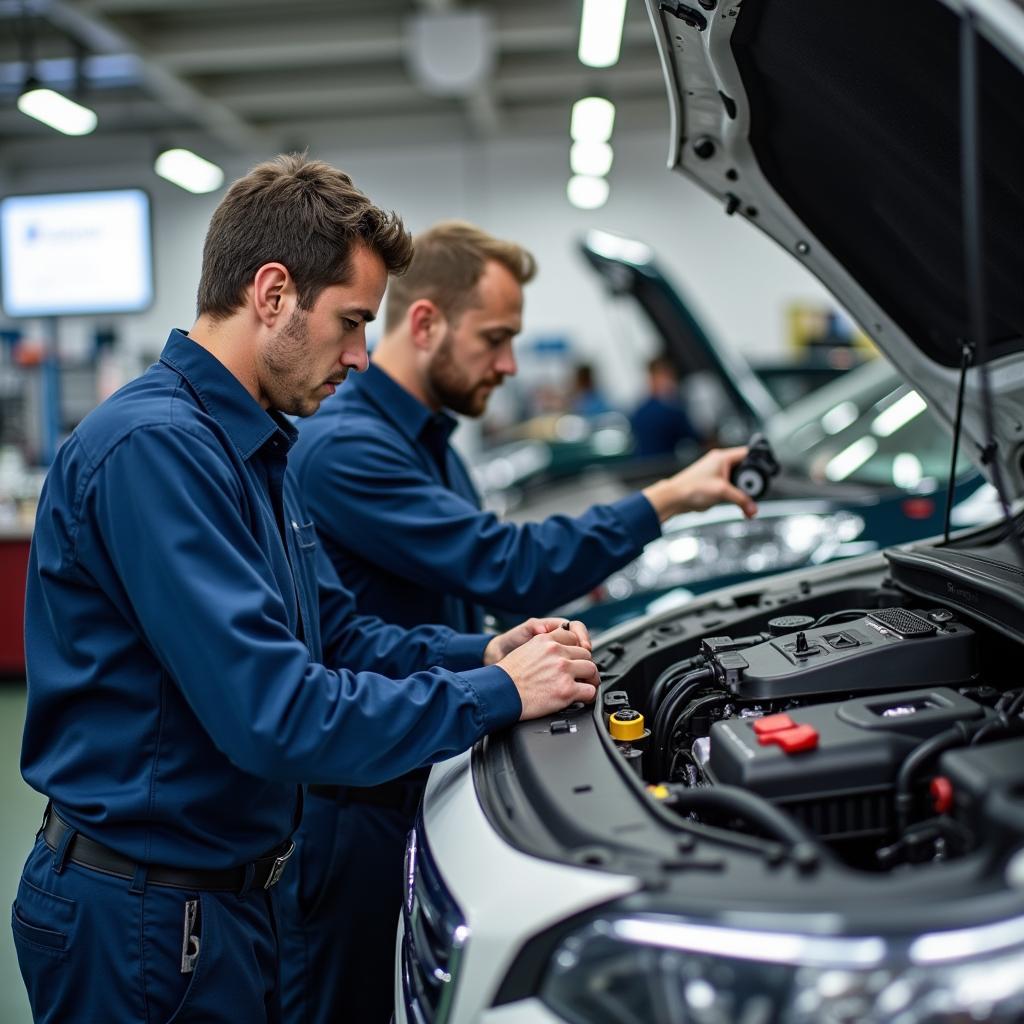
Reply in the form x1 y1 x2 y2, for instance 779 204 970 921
646 0 1024 499
579 229 780 431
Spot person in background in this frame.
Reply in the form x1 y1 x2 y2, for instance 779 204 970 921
570 361 614 417
13 158 597 1024
288 219 757 1024
629 355 705 458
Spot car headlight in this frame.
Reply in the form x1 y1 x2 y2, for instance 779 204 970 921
539 913 1024 1024
602 510 867 601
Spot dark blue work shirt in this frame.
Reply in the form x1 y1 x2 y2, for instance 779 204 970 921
21 331 520 870
629 395 702 458
290 363 661 633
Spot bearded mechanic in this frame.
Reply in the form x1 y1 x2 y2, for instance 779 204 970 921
13 161 599 1024
288 220 759 1024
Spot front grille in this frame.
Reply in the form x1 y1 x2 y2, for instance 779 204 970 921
401 825 469 1024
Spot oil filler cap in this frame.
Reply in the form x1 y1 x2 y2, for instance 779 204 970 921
609 709 646 741
767 615 815 636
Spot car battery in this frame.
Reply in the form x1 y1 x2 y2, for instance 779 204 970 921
706 688 989 841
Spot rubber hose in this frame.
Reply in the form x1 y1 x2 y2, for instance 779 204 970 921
651 668 715 773
649 656 705 718
666 783 824 852
895 721 977 831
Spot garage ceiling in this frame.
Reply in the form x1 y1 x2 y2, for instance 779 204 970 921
0 0 665 175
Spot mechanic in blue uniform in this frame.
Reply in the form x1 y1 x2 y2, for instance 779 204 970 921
13 160 599 1024
289 220 758 1023
630 355 704 457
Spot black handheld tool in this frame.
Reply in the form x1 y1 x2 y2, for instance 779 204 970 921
730 433 779 500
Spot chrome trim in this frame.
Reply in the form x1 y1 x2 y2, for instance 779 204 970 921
401 825 470 1024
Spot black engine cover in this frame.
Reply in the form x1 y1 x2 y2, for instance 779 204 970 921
707 609 976 700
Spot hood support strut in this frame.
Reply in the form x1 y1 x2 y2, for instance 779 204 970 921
960 11 1024 564
944 341 974 546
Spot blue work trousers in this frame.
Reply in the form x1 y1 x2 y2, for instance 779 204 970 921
279 795 412 1024
12 834 281 1023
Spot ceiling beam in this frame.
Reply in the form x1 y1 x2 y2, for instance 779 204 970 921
206 59 663 114
145 11 654 76
0 94 670 175
155 17 406 74
39 0 269 151
79 0 308 11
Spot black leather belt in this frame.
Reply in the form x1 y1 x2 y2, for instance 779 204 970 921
308 781 424 815
42 811 294 892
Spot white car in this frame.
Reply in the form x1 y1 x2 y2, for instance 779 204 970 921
396 0 1024 1021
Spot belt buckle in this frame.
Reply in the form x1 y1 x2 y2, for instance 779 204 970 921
264 841 295 890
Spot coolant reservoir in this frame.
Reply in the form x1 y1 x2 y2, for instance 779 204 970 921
609 709 650 776
609 708 646 741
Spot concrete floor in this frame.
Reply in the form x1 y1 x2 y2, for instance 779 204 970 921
0 683 45 1024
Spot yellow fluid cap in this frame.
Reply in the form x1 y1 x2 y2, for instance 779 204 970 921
647 784 671 801
609 709 645 741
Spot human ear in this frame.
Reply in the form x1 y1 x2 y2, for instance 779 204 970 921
408 299 445 352
252 263 294 327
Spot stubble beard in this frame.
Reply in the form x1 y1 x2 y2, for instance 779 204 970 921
261 309 320 417
427 330 498 418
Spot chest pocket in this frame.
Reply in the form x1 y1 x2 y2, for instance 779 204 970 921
288 520 323 661
292 520 318 551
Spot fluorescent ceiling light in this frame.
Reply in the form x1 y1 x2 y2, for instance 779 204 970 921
155 148 224 194
570 97 615 143
871 389 927 437
567 175 609 210
578 0 627 68
570 140 613 177
17 87 97 136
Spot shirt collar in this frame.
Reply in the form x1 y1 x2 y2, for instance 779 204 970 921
159 329 297 460
352 362 458 447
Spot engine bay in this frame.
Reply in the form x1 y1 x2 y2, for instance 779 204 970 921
475 525 1024 937
604 604 1024 872
598 553 1024 876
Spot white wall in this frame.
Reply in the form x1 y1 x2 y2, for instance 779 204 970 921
5 128 837 408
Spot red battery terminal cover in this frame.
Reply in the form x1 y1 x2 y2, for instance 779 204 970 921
752 713 795 735
755 719 820 754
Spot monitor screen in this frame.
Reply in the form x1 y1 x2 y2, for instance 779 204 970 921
0 188 154 318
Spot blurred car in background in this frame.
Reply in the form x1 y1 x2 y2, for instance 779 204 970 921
579 229 871 423
471 261 985 630
568 357 985 628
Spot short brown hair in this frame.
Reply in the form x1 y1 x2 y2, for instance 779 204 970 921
197 153 413 320
384 220 536 330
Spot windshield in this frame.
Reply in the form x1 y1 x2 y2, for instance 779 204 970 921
768 358 972 489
